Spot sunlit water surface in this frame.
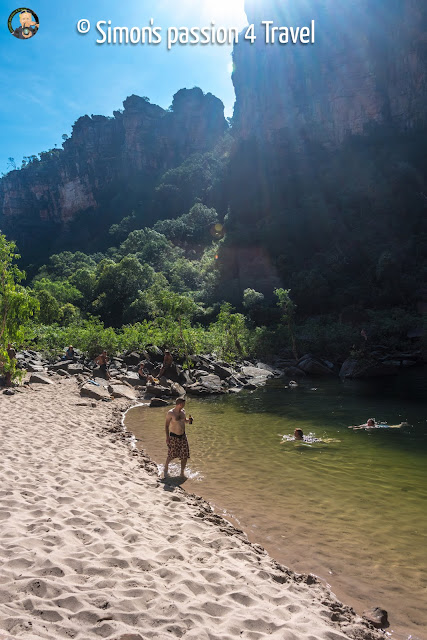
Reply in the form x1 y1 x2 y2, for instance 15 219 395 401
126 370 427 640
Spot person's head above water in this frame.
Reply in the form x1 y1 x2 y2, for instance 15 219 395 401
294 428 304 440
366 418 375 426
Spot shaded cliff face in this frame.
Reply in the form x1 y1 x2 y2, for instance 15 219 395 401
0 88 227 259
233 0 427 145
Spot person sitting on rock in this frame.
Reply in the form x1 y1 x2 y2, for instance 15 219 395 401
138 361 148 382
64 345 75 361
159 350 173 378
94 350 111 380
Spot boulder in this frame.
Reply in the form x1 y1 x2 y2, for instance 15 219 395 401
179 369 194 385
80 383 111 401
297 356 334 376
186 374 223 395
340 358 400 379
193 369 211 377
119 372 140 386
68 364 84 375
362 607 388 628
56 369 69 377
241 366 273 383
26 363 45 373
146 384 171 397
170 382 186 397
49 360 73 371
163 363 183 382
185 384 214 396
227 375 243 388
244 383 257 390
283 366 306 378
29 374 53 385
108 384 136 400
140 359 155 372
150 397 170 407
212 362 234 379
256 361 280 374
123 352 141 366
144 345 163 361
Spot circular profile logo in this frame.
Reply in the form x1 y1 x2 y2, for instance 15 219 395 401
8 8 39 39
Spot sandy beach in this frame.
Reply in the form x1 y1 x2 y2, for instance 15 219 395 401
0 377 382 640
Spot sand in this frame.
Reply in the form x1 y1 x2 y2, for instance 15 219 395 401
0 377 382 640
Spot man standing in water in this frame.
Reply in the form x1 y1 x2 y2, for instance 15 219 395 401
164 397 193 478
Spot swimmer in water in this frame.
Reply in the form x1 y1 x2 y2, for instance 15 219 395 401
281 428 324 444
349 418 376 429
349 419 407 430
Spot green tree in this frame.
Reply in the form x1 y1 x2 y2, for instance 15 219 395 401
93 256 156 326
274 288 298 360
154 203 219 245
0 235 38 384
211 302 248 361
35 289 63 325
32 278 83 305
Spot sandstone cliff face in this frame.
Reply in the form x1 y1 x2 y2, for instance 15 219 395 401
233 0 427 145
0 88 227 246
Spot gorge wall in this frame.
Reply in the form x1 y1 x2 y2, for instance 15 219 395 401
233 0 427 146
1 0 427 271
0 88 227 261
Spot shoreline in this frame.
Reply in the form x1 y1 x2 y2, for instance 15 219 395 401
0 377 383 640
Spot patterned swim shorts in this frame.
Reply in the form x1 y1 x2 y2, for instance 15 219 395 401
167 433 190 460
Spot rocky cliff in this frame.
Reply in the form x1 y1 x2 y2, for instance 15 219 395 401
233 0 427 145
0 88 227 260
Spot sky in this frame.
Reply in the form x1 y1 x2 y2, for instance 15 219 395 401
0 0 248 175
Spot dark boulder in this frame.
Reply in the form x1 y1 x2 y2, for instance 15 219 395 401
298 355 334 376
144 345 164 361
123 352 141 366
29 374 53 385
212 362 234 379
49 360 74 371
150 397 170 407
362 607 388 628
340 358 400 379
146 384 171 397
283 366 306 378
